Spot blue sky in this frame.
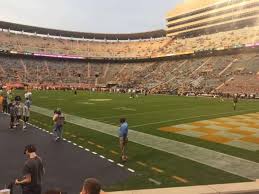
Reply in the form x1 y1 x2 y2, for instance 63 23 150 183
0 0 182 33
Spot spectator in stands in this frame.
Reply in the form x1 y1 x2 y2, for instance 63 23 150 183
118 118 128 162
15 144 45 194
53 109 65 141
80 178 101 194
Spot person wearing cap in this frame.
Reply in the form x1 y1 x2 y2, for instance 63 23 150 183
15 144 45 194
80 178 101 194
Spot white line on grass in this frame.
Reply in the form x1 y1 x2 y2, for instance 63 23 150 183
117 163 124 167
128 168 135 173
93 106 196 120
148 178 161 185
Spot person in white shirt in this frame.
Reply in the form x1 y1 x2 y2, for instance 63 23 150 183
23 103 30 130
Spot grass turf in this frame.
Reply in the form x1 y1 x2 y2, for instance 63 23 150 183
12 90 259 190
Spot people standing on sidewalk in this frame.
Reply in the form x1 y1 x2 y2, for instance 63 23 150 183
0 94 3 112
15 100 23 128
9 100 16 129
2 96 8 113
22 102 30 130
15 144 45 194
118 118 129 162
53 109 65 141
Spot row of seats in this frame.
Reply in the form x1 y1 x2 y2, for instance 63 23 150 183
0 51 258 94
1 25 259 58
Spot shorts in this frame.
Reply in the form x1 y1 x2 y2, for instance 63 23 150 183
119 136 128 145
23 116 29 122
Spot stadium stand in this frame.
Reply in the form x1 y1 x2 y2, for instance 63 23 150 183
0 0 259 95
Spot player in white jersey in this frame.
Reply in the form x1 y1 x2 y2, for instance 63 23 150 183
25 91 32 102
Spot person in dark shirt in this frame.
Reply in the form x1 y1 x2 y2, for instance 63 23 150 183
15 144 45 194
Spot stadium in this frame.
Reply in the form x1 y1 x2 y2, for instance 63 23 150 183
1 0 259 193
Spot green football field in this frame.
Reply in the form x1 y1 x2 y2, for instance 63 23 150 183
14 90 259 191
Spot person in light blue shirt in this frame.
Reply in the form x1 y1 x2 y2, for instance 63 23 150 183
118 118 128 162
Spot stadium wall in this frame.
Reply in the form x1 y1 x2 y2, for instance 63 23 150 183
107 180 259 194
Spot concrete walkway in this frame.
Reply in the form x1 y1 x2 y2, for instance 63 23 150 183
31 105 259 180
0 113 130 194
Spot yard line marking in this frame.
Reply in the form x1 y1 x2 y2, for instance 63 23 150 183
73 143 77 146
99 155 105 159
172 176 189 183
148 178 161 185
137 161 148 167
117 163 124 167
67 140 72 143
96 145 104 149
78 146 84 149
108 159 114 163
93 104 199 120
85 148 90 151
151 167 164 173
63 138 67 141
131 109 259 128
92 152 97 155
110 150 119 155
128 168 135 173
88 141 95 145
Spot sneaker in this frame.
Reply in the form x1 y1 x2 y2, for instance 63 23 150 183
121 156 128 162
55 137 60 142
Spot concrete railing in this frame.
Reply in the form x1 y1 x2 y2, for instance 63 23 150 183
107 180 259 194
